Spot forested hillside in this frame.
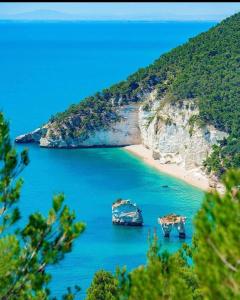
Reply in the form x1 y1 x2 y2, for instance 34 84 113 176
50 12 240 174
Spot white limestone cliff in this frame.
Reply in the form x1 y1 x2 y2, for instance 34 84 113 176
16 104 141 148
139 90 227 170
15 89 227 189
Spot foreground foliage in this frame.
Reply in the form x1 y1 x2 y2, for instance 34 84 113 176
1 110 240 299
0 112 85 299
194 169 240 299
87 169 240 300
86 270 118 300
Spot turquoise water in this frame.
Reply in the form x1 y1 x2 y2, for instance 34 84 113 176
0 21 214 297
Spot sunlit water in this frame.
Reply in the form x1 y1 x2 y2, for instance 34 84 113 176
0 20 215 297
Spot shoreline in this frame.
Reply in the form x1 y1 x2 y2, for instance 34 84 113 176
124 144 211 192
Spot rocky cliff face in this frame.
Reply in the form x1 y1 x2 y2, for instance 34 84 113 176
14 14 240 184
15 127 47 144
15 89 227 176
17 104 141 148
139 90 228 171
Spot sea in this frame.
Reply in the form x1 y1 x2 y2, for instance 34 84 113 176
0 20 215 298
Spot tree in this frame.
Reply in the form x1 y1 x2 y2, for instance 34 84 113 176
91 169 240 300
86 270 118 300
48 12 240 175
193 169 240 299
0 112 85 299
116 234 200 300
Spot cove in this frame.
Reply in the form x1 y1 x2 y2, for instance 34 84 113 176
17 144 203 297
0 20 214 296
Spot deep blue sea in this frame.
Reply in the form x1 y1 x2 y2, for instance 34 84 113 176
0 20 215 298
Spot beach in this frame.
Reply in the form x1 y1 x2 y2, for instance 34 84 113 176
1 20 214 295
124 144 211 192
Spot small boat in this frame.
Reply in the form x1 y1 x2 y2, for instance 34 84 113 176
112 199 143 226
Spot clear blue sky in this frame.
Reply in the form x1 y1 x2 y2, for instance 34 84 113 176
0 2 240 21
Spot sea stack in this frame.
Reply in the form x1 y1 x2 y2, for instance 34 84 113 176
112 199 143 226
158 214 186 238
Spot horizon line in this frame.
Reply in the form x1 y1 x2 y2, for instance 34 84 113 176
0 18 220 22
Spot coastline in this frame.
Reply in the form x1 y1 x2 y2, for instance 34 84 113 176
124 144 211 192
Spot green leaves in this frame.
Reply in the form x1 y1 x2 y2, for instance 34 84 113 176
20 148 30 166
86 270 118 300
194 169 240 299
204 135 240 175
0 112 28 234
87 169 240 300
115 240 198 300
0 113 85 299
53 193 64 213
49 13 240 174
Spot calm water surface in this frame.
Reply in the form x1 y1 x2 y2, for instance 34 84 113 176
0 21 215 297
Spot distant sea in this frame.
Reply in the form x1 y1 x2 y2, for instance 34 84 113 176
0 20 215 297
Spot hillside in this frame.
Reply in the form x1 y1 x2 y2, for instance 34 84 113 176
16 12 240 176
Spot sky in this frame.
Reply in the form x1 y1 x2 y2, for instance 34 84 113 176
0 2 240 21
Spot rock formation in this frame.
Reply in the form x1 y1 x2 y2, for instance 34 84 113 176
15 13 240 186
139 90 227 171
112 199 143 226
158 214 186 238
15 88 227 190
16 104 141 148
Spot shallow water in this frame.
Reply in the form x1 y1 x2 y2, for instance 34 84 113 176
0 20 214 297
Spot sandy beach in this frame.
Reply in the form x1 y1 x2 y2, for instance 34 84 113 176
124 144 211 192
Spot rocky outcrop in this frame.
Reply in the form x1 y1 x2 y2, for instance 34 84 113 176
14 13 240 189
112 199 143 226
139 90 228 171
15 127 47 143
15 89 227 188
16 104 141 148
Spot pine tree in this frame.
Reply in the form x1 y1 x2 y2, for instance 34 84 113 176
0 112 85 299
89 169 240 299
86 270 118 300
193 169 240 299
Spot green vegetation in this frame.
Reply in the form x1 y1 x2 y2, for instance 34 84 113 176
188 115 205 137
115 241 200 300
50 12 240 175
141 102 151 112
87 169 240 300
86 270 118 300
0 113 85 299
1 111 240 298
194 169 240 299
204 138 240 177
2 11 240 298
50 95 120 140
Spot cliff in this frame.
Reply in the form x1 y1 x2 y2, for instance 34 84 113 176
139 90 227 171
26 104 141 148
15 12 240 179
15 88 227 186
